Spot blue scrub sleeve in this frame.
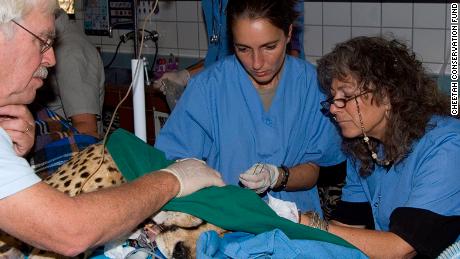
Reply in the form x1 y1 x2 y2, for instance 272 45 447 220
404 134 460 216
341 159 368 203
155 78 213 161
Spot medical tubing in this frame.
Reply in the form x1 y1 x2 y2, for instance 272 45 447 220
104 39 123 69
149 40 159 75
82 0 160 193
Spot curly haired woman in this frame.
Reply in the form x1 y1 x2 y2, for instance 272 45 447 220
300 36 460 258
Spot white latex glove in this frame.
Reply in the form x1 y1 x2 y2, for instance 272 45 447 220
239 163 280 194
153 69 190 94
161 158 225 197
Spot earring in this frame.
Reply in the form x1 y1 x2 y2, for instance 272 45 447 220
385 109 390 119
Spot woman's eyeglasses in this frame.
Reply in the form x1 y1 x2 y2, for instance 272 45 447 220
320 91 371 112
12 20 54 54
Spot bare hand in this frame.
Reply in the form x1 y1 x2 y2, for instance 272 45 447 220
0 105 35 156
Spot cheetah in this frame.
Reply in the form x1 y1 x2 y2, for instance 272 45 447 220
45 143 125 196
1 143 225 259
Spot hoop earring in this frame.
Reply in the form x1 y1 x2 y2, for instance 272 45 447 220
385 109 390 119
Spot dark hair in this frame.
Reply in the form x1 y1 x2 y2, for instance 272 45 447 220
226 0 299 36
317 36 451 176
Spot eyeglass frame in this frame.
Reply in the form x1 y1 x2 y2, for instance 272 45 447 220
320 90 371 112
11 20 54 54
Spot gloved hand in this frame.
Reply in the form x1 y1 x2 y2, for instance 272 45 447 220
153 69 190 95
239 163 280 194
161 158 225 197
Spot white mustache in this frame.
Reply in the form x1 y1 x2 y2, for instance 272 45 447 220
33 66 48 79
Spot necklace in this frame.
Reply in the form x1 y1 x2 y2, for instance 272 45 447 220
355 99 392 167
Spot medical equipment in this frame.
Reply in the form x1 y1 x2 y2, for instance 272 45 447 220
84 0 134 36
210 0 223 45
102 0 160 143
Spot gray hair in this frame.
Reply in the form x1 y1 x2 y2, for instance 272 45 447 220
0 0 57 38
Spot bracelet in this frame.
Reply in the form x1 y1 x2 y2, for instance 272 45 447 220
273 165 290 191
302 211 329 231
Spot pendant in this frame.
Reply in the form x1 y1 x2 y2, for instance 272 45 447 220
210 34 219 44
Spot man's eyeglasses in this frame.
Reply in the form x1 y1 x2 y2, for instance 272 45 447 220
12 20 54 54
320 91 371 111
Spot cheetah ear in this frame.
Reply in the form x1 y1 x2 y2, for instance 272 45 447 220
153 211 168 224
161 211 204 228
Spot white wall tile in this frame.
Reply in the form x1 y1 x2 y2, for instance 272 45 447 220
445 29 450 62
179 49 200 58
306 56 321 65
413 29 445 63
177 22 199 49
199 50 208 58
323 2 351 26
382 28 412 48
352 27 381 38
382 3 413 28
423 63 443 75
198 22 208 50
197 1 204 23
414 3 446 29
177 1 198 22
118 43 136 54
305 2 322 25
156 21 177 49
323 26 351 54
100 44 118 54
153 1 176 22
141 45 158 56
137 20 156 38
352 3 381 27
158 48 179 57
80 0 448 71
304 26 322 56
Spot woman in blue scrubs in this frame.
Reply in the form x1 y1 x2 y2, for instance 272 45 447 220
307 36 460 258
155 0 344 215
154 0 305 109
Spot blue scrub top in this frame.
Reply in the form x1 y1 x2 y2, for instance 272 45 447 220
155 55 345 213
201 0 305 67
342 116 460 231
